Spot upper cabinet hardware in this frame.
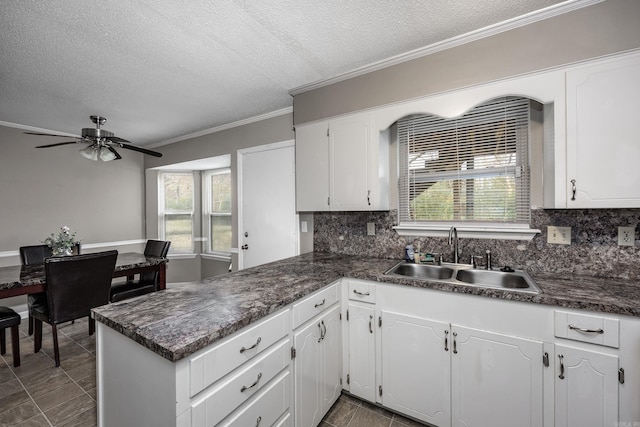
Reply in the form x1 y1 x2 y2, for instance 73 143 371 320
570 179 576 201
568 324 604 334
369 315 373 334
452 332 458 354
558 354 565 379
543 352 549 367
619 368 625 384
239 337 261 353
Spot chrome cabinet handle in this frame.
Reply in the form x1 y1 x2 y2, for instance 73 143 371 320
367 190 371 206
241 372 263 392
256 416 262 426
558 354 565 379
353 289 370 296
317 323 323 342
314 298 326 308
569 324 604 334
444 330 449 351
369 315 373 334
570 179 576 201
452 332 458 354
240 337 261 353
321 320 326 340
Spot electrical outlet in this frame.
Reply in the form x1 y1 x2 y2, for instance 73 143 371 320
367 222 376 236
618 226 635 247
547 226 571 245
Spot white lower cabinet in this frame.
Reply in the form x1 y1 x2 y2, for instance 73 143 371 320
554 344 619 427
450 325 543 427
380 310 450 426
347 302 377 403
293 304 342 427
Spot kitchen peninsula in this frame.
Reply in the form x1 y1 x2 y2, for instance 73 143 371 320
93 252 640 426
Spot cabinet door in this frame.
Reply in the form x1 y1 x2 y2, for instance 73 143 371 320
451 325 543 427
295 121 329 211
380 310 451 427
347 303 376 402
320 305 342 414
329 113 373 210
293 317 323 427
565 54 640 207
554 344 619 427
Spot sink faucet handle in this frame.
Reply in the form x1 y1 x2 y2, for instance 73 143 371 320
485 250 492 270
470 255 483 269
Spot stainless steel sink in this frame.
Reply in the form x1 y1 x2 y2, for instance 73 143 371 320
455 269 539 292
386 263 455 280
384 261 540 294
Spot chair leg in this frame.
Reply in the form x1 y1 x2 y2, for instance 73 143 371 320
0 328 5 355
89 317 95 336
11 325 20 367
34 319 42 353
51 324 60 367
28 314 33 336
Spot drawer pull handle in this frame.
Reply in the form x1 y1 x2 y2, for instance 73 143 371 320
369 315 373 334
314 299 326 308
241 372 262 392
452 331 458 354
318 323 323 343
444 330 449 352
321 320 327 340
240 337 262 353
353 289 370 296
568 324 604 334
570 179 576 201
256 416 262 426
558 354 565 379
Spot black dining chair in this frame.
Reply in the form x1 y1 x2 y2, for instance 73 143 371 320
0 306 21 367
20 243 82 335
110 240 170 303
31 250 117 367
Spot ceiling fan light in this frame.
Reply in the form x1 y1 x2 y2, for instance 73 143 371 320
99 147 117 162
79 145 99 161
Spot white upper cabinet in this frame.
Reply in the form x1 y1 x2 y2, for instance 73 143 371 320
295 112 389 211
564 52 640 208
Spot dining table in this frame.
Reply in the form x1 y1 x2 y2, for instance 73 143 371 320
0 252 168 299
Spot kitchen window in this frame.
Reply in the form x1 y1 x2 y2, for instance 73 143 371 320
158 172 194 253
203 168 232 256
396 96 538 240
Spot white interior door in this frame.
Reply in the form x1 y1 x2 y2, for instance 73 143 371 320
238 141 298 270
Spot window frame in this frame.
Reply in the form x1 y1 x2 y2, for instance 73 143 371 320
158 171 195 254
202 168 232 258
394 97 540 241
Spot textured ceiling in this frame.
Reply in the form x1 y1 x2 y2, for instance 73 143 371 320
0 0 566 146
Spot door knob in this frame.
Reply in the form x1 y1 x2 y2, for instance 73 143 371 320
241 244 249 250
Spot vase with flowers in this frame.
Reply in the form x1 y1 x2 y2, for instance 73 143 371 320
44 226 79 256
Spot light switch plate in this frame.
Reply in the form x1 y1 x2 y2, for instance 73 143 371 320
301 221 308 233
367 222 376 236
547 226 571 245
618 226 635 247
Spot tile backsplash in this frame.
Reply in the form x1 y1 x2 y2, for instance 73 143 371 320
314 209 640 280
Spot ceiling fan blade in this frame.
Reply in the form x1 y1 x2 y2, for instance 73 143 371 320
25 131 77 138
108 136 131 144
115 143 163 157
107 146 122 160
35 141 80 148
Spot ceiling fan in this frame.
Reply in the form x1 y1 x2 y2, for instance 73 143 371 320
25 115 162 161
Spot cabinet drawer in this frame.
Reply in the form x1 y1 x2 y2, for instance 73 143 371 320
189 309 290 396
348 280 376 304
554 311 619 348
190 339 290 426
219 370 290 427
292 282 339 329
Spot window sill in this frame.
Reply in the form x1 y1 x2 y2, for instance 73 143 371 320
201 253 232 262
167 253 198 260
393 224 541 241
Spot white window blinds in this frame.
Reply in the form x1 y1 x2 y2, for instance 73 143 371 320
398 97 531 225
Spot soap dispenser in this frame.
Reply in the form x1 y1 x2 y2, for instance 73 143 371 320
404 244 415 263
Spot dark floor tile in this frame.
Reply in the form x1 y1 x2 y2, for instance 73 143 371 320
0 364 17 386
0 401 41 426
323 398 358 427
44 394 94 426
19 365 67 389
0 378 22 399
391 414 428 427
360 399 395 418
24 371 72 399
349 406 393 427
339 393 363 406
64 360 95 382
33 382 84 412
15 413 51 427
0 390 32 415
56 405 96 427
12 355 57 377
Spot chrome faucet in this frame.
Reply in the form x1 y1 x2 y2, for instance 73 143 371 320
448 226 459 264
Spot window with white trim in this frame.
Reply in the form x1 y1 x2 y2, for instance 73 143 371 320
159 172 194 253
203 168 232 255
398 97 533 231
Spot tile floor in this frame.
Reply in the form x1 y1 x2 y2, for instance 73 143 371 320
0 317 426 427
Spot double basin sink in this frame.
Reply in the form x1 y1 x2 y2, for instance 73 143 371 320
385 262 540 294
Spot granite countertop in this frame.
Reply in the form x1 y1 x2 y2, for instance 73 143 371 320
92 252 640 363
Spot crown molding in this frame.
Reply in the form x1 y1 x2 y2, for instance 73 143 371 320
150 106 293 148
289 0 603 96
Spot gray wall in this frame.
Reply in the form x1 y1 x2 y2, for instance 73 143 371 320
145 112 295 280
293 0 640 125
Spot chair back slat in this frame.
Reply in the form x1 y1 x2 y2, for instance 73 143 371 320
140 240 171 284
44 250 117 324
